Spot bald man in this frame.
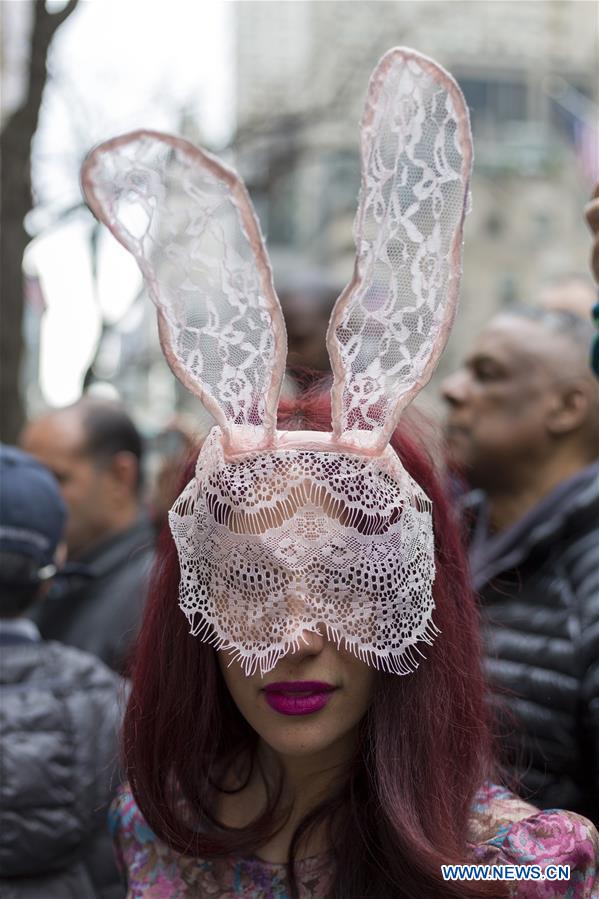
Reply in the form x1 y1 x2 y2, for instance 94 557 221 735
21 398 154 672
537 274 596 321
442 307 599 821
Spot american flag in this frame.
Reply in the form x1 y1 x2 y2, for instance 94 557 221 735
574 118 599 185
545 75 598 185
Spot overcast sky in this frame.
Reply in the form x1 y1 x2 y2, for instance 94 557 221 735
26 0 233 407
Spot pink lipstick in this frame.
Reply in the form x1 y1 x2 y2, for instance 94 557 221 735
262 681 336 716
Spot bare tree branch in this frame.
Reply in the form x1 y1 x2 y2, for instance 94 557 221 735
0 0 79 441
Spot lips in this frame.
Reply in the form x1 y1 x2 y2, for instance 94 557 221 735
262 681 337 716
445 423 470 440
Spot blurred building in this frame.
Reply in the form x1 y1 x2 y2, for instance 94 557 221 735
234 0 598 383
0 0 33 126
80 0 597 427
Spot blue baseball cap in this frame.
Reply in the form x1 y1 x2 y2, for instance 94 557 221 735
0 444 67 572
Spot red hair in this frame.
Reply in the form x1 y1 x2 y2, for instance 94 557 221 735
123 388 506 898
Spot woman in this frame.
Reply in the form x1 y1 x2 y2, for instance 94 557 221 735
80 48 599 896
110 392 597 898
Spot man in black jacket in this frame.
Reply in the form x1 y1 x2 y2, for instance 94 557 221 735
0 445 124 898
442 307 599 821
21 397 154 672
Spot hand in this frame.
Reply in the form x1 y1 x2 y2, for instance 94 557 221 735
584 185 599 376
584 184 599 285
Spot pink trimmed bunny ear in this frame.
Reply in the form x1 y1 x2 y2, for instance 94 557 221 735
81 131 287 451
327 48 473 453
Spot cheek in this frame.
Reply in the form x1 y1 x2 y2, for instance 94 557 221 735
218 654 258 718
60 478 83 510
65 470 108 522
218 662 280 745
343 662 377 722
88 471 116 507
474 389 539 436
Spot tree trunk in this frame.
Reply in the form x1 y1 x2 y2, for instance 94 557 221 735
0 0 78 442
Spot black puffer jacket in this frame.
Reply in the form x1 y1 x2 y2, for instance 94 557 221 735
465 462 599 821
0 636 125 898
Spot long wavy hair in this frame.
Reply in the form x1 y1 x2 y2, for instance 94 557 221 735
123 386 506 898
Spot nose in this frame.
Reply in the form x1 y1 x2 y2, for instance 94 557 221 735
288 626 326 661
441 368 469 408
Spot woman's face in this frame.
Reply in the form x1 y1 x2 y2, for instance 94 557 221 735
218 631 377 761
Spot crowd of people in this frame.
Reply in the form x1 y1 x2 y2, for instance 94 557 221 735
2 52 599 899
2 274 599 899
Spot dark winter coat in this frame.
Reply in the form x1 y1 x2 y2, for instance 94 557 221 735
465 462 599 821
33 517 154 673
0 633 125 898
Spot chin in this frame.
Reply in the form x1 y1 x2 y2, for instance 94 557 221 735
261 724 343 759
255 703 355 758
444 443 469 470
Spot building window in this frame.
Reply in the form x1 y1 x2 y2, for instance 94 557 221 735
458 76 528 131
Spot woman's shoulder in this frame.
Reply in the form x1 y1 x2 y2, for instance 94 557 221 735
109 784 332 898
109 784 199 897
108 784 145 843
469 784 599 896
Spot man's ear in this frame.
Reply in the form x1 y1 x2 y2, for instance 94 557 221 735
108 451 139 495
546 381 591 436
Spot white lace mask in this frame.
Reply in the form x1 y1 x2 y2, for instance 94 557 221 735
81 47 472 675
169 429 436 675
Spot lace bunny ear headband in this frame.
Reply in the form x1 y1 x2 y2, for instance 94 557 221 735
81 47 472 676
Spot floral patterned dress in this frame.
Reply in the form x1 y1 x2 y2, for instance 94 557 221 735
110 783 599 898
